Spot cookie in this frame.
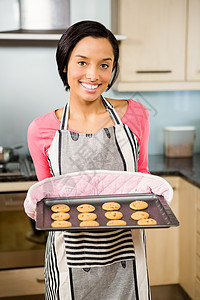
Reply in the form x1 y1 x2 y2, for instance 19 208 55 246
51 212 70 221
102 202 120 211
131 211 149 221
129 200 148 210
78 212 97 221
106 220 127 226
105 211 123 220
80 220 99 227
51 204 70 213
137 218 157 225
77 204 95 213
51 220 72 228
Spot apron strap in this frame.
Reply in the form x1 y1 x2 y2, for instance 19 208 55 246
60 96 122 130
60 102 69 130
101 95 122 125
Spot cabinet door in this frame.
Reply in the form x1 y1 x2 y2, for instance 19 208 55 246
179 178 197 299
187 0 200 81
118 0 187 82
145 176 180 286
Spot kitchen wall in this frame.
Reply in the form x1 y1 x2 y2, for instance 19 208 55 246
0 0 200 155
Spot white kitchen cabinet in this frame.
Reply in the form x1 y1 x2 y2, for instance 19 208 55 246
187 0 200 81
113 0 200 91
146 176 180 286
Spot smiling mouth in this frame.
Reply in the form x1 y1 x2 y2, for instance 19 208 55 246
80 82 100 90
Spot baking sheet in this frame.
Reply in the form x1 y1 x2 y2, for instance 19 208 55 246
36 193 179 231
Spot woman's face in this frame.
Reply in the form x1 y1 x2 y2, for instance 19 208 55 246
67 36 114 102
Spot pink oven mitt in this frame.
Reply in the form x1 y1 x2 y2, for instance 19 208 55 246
24 170 173 220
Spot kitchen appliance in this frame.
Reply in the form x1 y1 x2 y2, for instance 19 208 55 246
164 126 196 157
20 0 70 31
0 145 23 163
0 155 45 270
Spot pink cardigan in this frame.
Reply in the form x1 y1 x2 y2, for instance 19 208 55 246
28 99 150 181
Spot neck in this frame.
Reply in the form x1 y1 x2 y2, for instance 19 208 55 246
68 94 105 120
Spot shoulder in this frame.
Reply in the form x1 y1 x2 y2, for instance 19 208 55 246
107 98 148 120
106 98 129 119
28 110 60 150
121 99 149 142
28 110 59 135
122 98 149 122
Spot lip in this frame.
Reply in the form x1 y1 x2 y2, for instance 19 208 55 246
80 82 101 93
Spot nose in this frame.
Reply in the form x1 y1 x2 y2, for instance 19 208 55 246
86 65 99 81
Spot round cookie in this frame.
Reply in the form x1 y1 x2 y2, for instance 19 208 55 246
131 211 149 221
105 211 123 220
137 218 157 225
51 220 72 228
80 220 99 227
51 212 70 221
129 200 148 210
106 220 127 226
77 204 95 213
78 212 97 221
102 202 120 211
51 204 70 213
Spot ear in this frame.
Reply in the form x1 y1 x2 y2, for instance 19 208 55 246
63 66 67 73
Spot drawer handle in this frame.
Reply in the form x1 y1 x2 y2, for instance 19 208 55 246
136 70 172 74
5 198 23 206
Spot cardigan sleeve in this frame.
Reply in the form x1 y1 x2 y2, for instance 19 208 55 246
28 119 52 181
122 99 150 174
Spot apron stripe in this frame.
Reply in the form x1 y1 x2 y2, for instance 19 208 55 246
142 230 151 300
58 130 62 175
67 256 136 267
124 124 139 171
69 268 75 300
60 104 68 130
47 155 55 177
133 259 140 300
113 126 127 171
64 230 134 267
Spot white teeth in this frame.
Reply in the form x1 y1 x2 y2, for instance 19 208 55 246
81 83 98 90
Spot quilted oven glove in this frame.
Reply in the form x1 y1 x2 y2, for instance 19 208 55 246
24 170 173 220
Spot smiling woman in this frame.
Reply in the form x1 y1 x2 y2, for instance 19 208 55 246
26 20 151 300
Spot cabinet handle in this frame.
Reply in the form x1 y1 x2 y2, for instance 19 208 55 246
136 70 172 74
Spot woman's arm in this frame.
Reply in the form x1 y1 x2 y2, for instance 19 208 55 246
122 99 150 174
28 119 52 181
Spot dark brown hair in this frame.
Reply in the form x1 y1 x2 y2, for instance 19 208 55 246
56 20 119 91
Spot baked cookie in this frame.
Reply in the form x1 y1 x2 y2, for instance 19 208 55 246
131 211 149 221
51 212 70 221
80 220 99 227
129 200 148 210
102 202 120 211
106 220 127 226
105 211 123 220
51 204 70 213
137 218 157 225
78 212 97 221
51 220 72 228
77 204 95 213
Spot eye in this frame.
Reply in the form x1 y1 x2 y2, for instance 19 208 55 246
100 64 109 69
78 61 86 66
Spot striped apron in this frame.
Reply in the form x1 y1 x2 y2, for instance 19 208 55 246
46 96 151 300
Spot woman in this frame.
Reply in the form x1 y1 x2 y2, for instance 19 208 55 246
28 20 151 299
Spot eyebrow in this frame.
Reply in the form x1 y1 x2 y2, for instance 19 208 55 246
75 55 113 61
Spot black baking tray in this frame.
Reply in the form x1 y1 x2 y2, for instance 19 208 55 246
36 193 179 231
